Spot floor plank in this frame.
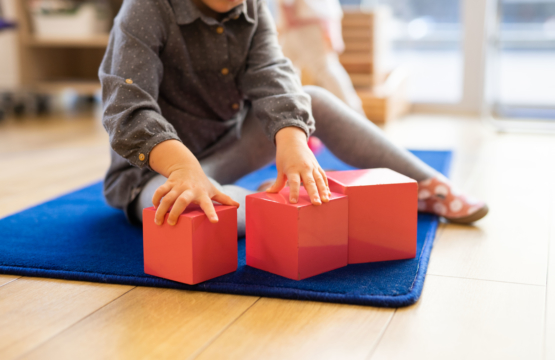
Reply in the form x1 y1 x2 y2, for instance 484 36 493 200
21 287 258 360
545 193 555 360
426 135 555 285
0 275 19 287
194 298 394 360
0 114 107 155
0 116 110 218
0 278 133 360
370 275 545 360
0 151 109 218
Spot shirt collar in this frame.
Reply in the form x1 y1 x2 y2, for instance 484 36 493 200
170 0 254 26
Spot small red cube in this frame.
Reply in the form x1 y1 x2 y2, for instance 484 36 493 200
246 187 348 280
326 168 418 264
143 205 238 285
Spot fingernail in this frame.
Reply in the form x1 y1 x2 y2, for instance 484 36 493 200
155 220 161 225
291 198 297 203
168 221 175 226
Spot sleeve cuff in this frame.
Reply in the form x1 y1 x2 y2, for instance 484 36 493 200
133 131 182 170
269 119 313 144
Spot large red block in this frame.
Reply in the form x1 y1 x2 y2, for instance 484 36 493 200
326 168 418 264
143 205 238 285
246 187 348 280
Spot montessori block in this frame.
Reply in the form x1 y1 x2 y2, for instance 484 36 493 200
246 187 348 280
326 168 417 264
143 205 238 285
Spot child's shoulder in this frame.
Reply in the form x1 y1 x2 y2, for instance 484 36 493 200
116 0 174 23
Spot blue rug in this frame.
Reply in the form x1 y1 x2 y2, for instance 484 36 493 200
0 149 451 307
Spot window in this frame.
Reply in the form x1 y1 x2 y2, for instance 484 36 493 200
494 0 555 119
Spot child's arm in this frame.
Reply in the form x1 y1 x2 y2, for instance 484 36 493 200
149 140 239 226
100 0 238 224
100 0 177 170
240 1 329 205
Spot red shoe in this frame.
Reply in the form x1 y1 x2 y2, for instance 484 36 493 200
417 175 489 224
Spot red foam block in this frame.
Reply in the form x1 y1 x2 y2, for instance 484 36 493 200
246 187 348 280
143 205 238 285
326 168 418 264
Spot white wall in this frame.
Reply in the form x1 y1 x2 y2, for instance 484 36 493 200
0 0 20 91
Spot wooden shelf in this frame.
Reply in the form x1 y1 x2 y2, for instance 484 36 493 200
26 35 110 48
35 80 101 95
14 1 121 96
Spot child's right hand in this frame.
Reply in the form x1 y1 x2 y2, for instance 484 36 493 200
149 140 239 226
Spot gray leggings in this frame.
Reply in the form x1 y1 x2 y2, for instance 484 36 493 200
134 86 438 236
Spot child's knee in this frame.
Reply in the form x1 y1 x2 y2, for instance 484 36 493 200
304 85 331 101
303 85 335 110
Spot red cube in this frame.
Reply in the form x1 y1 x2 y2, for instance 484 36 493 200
246 187 348 280
143 205 238 285
326 168 418 264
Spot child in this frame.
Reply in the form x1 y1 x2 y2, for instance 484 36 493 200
100 0 488 237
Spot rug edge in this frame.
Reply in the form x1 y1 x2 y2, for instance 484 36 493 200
0 217 438 308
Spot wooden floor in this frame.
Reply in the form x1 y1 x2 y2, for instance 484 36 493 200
1 112 553 360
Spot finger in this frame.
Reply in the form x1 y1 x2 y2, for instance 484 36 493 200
302 171 321 205
155 191 179 225
199 196 219 223
319 167 332 198
287 173 301 204
212 191 240 208
319 168 332 198
319 167 329 188
152 183 171 208
266 172 287 193
167 191 194 226
313 169 329 203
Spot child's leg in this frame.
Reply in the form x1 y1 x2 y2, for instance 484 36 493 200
305 85 488 223
305 85 437 181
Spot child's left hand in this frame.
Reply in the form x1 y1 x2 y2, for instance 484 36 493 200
266 127 331 205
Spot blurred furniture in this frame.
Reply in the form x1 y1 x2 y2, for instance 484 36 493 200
0 0 16 119
0 19 15 30
340 6 410 124
340 7 388 88
356 66 410 124
14 0 122 96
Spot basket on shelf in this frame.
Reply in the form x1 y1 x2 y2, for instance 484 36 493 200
28 0 110 39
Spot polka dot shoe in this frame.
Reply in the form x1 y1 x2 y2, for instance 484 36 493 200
417 175 488 224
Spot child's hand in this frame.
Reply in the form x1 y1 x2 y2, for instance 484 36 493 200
149 140 239 226
266 127 331 205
